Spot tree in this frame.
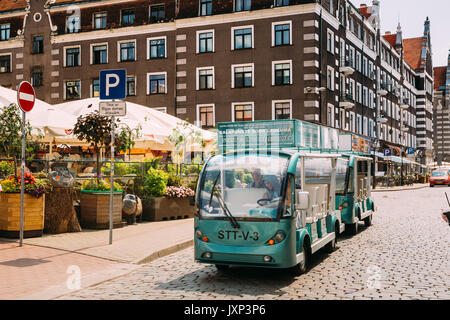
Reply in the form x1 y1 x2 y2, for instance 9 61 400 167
0 103 43 176
169 119 205 166
72 105 130 183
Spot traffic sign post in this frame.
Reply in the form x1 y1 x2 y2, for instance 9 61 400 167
99 70 127 245
17 81 36 247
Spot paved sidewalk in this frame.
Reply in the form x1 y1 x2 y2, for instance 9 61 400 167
0 218 194 299
373 183 428 192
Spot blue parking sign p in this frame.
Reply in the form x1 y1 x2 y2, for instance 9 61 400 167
100 69 126 100
384 148 391 156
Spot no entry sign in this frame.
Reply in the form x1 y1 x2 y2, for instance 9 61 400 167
17 81 35 113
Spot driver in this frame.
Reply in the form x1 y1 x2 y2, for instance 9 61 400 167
246 168 264 188
261 175 280 203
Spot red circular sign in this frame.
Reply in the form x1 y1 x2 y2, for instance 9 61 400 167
17 81 35 113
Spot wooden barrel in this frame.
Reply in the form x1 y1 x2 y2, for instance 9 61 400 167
0 193 45 238
80 191 123 229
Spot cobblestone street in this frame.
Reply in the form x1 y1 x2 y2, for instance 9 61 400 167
59 187 450 300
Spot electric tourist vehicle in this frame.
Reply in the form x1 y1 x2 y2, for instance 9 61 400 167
334 134 376 235
194 120 347 274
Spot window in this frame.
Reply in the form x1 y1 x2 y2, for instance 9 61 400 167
33 36 44 54
150 5 165 23
362 57 367 76
349 112 355 133
232 64 253 88
126 76 136 96
274 0 289 7
92 79 100 97
356 83 361 103
65 80 81 100
233 103 253 122
148 37 166 59
0 55 11 73
65 47 80 67
273 61 292 85
121 9 135 26
0 24 10 41
66 15 80 33
327 105 334 127
93 12 107 30
92 44 107 64
199 0 212 16
197 31 214 53
273 100 291 120
119 41 135 62
363 87 368 106
327 30 334 52
233 27 253 50
357 114 362 134
148 73 166 94
31 72 43 87
235 0 251 11
273 22 291 46
326 67 334 90
197 104 215 128
197 67 214 90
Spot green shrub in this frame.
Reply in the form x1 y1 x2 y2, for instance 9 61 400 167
0 161 14 178
167 171 181 187
144 167 168 197
81 179 123 192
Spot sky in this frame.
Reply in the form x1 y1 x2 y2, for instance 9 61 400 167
349 0 449 67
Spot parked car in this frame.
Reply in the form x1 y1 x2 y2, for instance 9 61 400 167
429 170 450 187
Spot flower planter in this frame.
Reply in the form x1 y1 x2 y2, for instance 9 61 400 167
0 193 45 238
80 191 123 229
142 197 194 221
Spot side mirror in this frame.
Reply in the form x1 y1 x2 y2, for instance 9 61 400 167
295 191 310 211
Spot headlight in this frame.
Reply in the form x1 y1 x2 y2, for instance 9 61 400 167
274 232 285 243
195 230 203 239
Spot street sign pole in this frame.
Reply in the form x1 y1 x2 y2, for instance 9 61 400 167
109 114 115 245
19 110 25 247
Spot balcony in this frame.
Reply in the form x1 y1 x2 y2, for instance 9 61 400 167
400 98 409 109
339 93 355 109
339 58 355 76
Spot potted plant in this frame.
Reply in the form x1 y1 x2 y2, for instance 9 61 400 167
0 173 49 238
79 178 124 229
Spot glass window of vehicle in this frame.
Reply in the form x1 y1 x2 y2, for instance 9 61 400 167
198 153 289 220
432 171 447 177
126 76 136 96
0 24 10 41
199 0 212 16
198 32 213 53
121 9 135 26
150 5 165 22
274 0 289 7
65 47 80 67
120 42 135 61
198 68 214 90
336 158 349 194
33 36 44 54
66 16 80 33
234 28 252 50
234 104 253 121
92 45 107 64
233 66 253 88
274 63 291 85
274 24 290 46
149 38 165 58
149 74 166 94
65 81 80 100
274 102 291 119
0 55 10 73
235 0 251 11
92 79 100 97
94 12 107 29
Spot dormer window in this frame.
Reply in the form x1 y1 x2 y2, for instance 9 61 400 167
200 0 212 16
66 16 80 33
235 0 250 11
93 12 107 30
0 24 10 41
274 0 289 7
150 5 165 23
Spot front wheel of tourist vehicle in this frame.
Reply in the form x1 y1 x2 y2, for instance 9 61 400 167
324 224 339 253
291 240 310 276
215 264 230 272
364 214 372 227
348 220 359 235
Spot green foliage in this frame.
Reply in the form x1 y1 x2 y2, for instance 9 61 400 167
144 167 168 197
167 171 181 187
81 179 123 192
102 162 140 177
242 173 253 184
0 161 14 178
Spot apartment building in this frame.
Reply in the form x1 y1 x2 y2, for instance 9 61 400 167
433 52 450 164
0 0 434 162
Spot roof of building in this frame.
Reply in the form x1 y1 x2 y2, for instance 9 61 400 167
0 0 28 13
359 5 372 19
383 33 396 47
403 37 424 70
434 66 447 91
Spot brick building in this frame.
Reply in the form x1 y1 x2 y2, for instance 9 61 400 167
0 0 435 163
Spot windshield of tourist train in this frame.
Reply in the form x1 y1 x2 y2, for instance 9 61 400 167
432 171 446 177
336 159 349 195
198 153 290 220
